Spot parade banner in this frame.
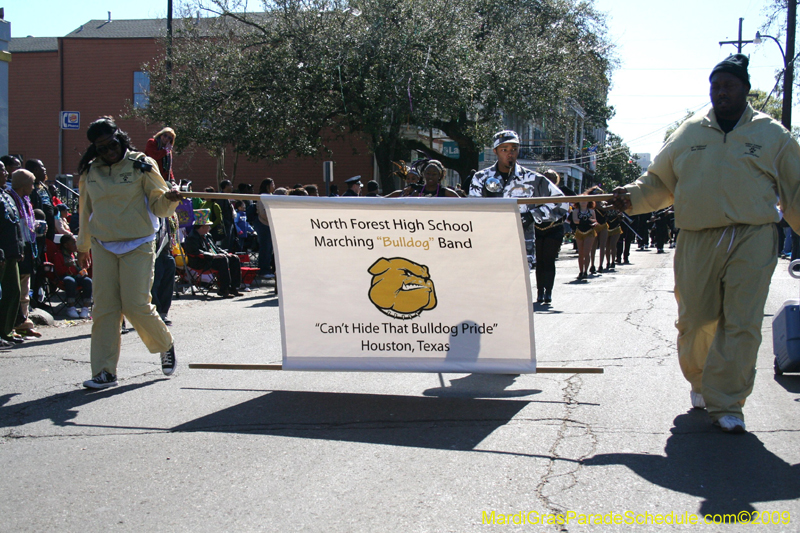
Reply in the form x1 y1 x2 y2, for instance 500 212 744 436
263 196 536 373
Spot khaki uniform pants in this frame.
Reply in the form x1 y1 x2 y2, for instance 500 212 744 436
90 239 173 376
674 224 777 421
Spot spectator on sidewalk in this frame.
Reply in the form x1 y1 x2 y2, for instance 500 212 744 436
8 169 40 337
0 161 25 347
53 234 92 319
144 127 176 183
182 209 242 298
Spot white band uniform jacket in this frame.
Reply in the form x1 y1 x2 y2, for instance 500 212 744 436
468 162 568 223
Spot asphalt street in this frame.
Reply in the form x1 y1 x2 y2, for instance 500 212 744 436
1 244 799 532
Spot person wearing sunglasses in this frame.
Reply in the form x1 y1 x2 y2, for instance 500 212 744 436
76 117 182 390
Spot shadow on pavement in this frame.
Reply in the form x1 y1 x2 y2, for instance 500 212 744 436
172 390 529 451
0 381 163 429
773 374 800 394
11 333 92 349
248 298 279 308
422 373 541 399
582 411 800 516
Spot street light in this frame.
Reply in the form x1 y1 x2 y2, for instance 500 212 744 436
754 30 793 131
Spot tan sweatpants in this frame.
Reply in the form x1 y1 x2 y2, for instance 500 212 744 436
90 239 173 377
674 224 778 422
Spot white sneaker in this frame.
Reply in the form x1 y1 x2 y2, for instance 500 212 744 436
716 415 746 434
79 307 90 319
690 391 706 409
66 306 79 319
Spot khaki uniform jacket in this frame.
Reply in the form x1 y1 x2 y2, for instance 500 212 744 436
77 151 178 253
624 104 800 232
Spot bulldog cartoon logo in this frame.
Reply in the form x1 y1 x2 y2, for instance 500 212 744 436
368 257 437 319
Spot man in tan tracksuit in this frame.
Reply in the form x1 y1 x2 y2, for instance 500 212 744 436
77 117 181 389
613 54 800 433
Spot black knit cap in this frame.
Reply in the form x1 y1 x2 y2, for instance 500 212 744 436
709 54 750 87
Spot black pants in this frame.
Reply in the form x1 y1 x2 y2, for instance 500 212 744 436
634 214 650 247
617 224 634 263
535 224 564 294
0 259 20 339
654 223 668 251
211 254 241 293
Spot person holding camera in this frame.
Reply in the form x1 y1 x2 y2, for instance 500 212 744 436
469 130 567 299
76 117 182 389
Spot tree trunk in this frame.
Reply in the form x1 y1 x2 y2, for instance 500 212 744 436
216 148 226 185
231 149 240 186
372 122 406 193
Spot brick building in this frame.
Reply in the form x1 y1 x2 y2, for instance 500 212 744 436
9 18 373 192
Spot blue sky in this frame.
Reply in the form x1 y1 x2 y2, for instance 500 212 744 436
7 0 792 157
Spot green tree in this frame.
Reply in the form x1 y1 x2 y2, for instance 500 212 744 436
141 0 614 190
664 110 696 142
593 132 642 190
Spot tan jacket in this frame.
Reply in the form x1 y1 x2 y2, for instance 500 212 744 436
77 151 178 253
624 104 800 232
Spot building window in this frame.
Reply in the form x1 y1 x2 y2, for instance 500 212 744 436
133 71 150 109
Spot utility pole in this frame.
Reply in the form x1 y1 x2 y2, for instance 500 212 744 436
719 18 755 53
754 5 796 131
166 0 173 79
783 1 796 130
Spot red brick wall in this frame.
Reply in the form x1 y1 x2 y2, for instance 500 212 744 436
11 37 374 192
8 50 60 170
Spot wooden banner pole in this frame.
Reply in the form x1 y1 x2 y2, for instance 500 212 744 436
188 363 603 374
179 191 620 206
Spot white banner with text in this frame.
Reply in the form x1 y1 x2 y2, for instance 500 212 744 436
263 196 536 373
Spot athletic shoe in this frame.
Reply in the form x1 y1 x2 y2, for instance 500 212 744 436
0 338 14 349
161 345 177 376
66 306 80 319
79 307 90 319
716 415 746 434
690 391 706 409
83 370 118 390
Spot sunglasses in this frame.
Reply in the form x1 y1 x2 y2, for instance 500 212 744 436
95 139 120 155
